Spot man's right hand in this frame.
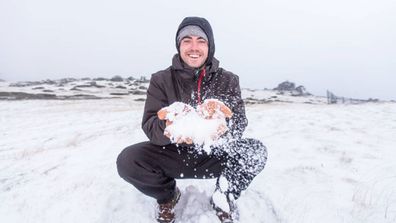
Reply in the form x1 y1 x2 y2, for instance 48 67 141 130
157 102 193 121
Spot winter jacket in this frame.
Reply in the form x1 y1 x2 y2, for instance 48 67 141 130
141 55 248 146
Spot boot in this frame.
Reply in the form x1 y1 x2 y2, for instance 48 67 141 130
156 187 181 223
210 189 239 223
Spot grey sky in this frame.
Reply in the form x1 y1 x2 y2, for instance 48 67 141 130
1 0 395 100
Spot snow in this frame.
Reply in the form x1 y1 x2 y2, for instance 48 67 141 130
160 100 230 152
212 176 231 213
1 98 396 223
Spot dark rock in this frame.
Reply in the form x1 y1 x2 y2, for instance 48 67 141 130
42 79 57 85
74 85 92 88
274 81 311 96
243 97 271 104
93 77 108 81
70 86 82 91
32 87 45 90
273 81 295 91
293 85 311 96
134 98 146 102
138 86 147 90
115 85 127 89
90 81 105 88
129 90 146 95
0 91 113 100
9 81 42 87
59 78 78 84
0 92 56 100
110 75 124 82
110 92 129 96
61 94 102 100
43 89 54 92
367 98 379 102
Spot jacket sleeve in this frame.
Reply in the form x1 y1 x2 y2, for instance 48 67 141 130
141 74 172 146
227 75 248 138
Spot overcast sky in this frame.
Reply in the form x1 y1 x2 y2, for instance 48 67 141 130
1 0 395 100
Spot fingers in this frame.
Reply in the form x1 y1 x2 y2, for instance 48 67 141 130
217 123 228 135
157 108 168 120
164 129 172 138
200 99 233 119
175 136 193 144
219 104 233 118
184 137 193 144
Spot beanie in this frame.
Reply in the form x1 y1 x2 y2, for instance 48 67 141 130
176 25 208 47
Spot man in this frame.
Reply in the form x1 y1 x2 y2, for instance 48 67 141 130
117 16 267 223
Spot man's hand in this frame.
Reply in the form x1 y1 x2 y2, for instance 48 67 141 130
198 99 233 119
157 102 193 121
158 102 194 145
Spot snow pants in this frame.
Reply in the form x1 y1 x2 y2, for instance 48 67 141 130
116 138 267 204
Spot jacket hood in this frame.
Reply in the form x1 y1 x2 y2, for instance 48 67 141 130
175 17 215 67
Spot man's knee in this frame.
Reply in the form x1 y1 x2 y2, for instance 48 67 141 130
116 143 148 180
231 138 268 173
246 138 268 170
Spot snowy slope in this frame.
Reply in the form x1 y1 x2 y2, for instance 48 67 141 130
1 99 396 223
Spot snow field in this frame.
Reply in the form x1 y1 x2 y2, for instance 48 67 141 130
1 99 395 223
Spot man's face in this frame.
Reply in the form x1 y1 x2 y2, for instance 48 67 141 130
179 35 209 68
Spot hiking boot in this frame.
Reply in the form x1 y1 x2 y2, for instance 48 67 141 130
156 187 181 223
210 189 239 223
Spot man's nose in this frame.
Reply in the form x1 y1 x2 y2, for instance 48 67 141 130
190 40 199 50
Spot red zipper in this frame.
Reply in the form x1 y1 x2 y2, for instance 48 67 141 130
197 68 206 104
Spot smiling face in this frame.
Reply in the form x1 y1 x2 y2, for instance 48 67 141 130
179 35 209 69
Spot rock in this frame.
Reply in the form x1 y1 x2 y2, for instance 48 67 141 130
110 75 124 82
59 78 78 84
93 77 108 81
129 90 146 95
9 81 42 87
110 92 129 96
42 79 57 85
274 81 311 96
70 86 82 91
273 81 295 91
0 92 56 100
90 81 105 88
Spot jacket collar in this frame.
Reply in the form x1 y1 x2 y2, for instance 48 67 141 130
171 54 220 80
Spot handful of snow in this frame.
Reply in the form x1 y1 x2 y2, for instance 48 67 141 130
157 99 233 149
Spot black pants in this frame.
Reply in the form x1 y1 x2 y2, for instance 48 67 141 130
116 138 267 204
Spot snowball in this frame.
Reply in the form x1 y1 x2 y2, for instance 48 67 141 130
161 100 231 153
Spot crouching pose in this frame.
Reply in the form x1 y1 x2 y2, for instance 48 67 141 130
116 16 267 223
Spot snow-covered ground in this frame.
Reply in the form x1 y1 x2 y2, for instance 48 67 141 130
1 98 396 223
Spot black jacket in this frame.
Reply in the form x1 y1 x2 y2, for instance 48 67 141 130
141 55 248 146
